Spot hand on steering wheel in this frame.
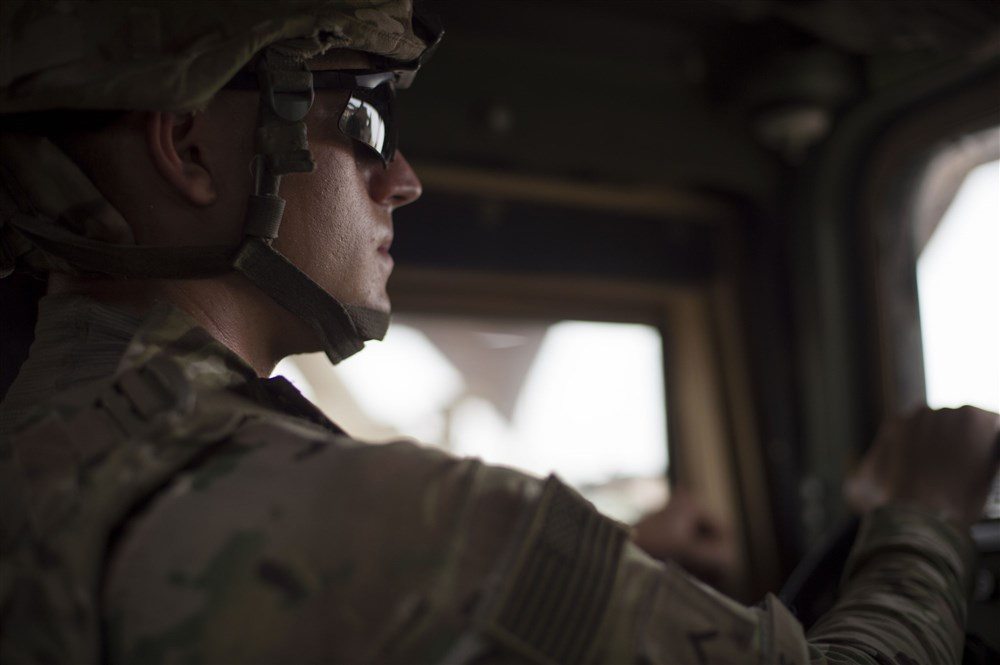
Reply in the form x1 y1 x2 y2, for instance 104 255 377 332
845 405 999 529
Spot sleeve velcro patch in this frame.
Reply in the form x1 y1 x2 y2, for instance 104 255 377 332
479 475 628 664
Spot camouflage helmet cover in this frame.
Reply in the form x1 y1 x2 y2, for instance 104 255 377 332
0 0 432 114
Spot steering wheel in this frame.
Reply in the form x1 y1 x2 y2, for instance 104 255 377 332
778 516 1000 664
778 516 860 629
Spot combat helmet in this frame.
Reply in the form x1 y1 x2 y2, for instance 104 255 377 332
0 0 442 364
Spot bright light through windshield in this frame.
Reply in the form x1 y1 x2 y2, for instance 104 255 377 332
916 159 1000 413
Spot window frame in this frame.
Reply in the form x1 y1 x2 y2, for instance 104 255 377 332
383 165 785 599
785 58 1000 551
861 72 999 416
388 258 778 600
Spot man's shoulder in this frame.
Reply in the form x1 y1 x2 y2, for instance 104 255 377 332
103 398 545 662
4 331 559 664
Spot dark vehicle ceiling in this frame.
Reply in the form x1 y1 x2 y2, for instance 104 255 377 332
400 0 1000 210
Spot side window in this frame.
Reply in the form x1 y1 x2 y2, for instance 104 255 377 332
276 314 669 523
914 146 998 520
915 158 999 413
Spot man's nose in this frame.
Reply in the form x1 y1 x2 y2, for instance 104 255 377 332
371 151 422 209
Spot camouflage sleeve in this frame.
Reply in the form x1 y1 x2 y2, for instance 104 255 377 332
588 505 975 665
457 483 975 664
103 420 548 664
804 505 976 665
102 421 974 664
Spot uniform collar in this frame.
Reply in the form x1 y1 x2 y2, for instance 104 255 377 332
120 302 342 433
115 301 259 391
2 295 260 438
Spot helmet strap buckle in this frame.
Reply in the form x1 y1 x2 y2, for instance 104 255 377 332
243 48 316 241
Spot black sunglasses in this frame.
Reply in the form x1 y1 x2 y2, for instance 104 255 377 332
225 68 398 166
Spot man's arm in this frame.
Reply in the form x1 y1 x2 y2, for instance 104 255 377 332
492 498 971 664
465 406 996 664
102 407 995 664
620 406 996 664
805 506 974 665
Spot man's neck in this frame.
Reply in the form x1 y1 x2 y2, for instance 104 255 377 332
47 273 311 377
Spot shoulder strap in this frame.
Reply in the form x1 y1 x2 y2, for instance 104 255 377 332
5 210 235 279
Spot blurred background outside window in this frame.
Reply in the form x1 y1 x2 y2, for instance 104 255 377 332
276 315 669 523
916 158 999 414
916 156 999 519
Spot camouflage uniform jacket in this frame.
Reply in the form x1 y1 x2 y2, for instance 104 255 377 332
0 295 977 664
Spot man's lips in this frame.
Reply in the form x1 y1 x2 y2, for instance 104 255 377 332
377 236 394 258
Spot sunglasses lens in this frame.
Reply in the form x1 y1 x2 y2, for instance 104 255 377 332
338 84 395 165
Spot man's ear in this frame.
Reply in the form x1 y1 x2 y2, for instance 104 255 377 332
146 111 217 206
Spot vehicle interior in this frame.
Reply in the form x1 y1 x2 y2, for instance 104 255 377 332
279 0 998 657
0 0 996 660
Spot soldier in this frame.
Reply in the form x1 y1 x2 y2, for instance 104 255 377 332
0 1 997 663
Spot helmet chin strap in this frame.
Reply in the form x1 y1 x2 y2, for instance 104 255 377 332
231 46 390 365
232 238 388 364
